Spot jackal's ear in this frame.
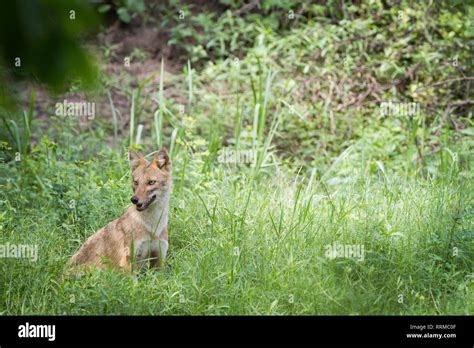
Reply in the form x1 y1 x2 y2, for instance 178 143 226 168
152 148 171 170
128 150 146 171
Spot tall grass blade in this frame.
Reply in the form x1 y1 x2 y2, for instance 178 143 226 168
129 91 135 147
107 90 118 148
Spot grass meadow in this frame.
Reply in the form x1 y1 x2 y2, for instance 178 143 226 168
0 0 473 315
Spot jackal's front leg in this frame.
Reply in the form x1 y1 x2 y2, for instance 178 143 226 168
119 247 132 272
146 239 168 269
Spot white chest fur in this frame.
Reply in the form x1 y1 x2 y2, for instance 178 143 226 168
134 239 168 265
130 195 169 265
132 196 169 237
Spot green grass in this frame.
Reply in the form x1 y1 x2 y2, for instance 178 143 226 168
0 135 472 314
0 65 472 316
0 1 473 315
0 59 473 315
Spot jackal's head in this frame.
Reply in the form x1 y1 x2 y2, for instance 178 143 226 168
128 148 172 211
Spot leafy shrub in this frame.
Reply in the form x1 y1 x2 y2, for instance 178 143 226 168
97 0 146 24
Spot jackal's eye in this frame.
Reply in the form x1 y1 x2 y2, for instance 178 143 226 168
133 180 138 186
148 180 156 185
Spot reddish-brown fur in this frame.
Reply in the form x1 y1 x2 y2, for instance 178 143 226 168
68 149 172 273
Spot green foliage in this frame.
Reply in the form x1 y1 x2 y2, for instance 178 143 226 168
0 134 472 314
0 0 101 165
0 0 99 94
0 89 35 162
0 0 472 316
181 0 473 178
97 0 146 24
